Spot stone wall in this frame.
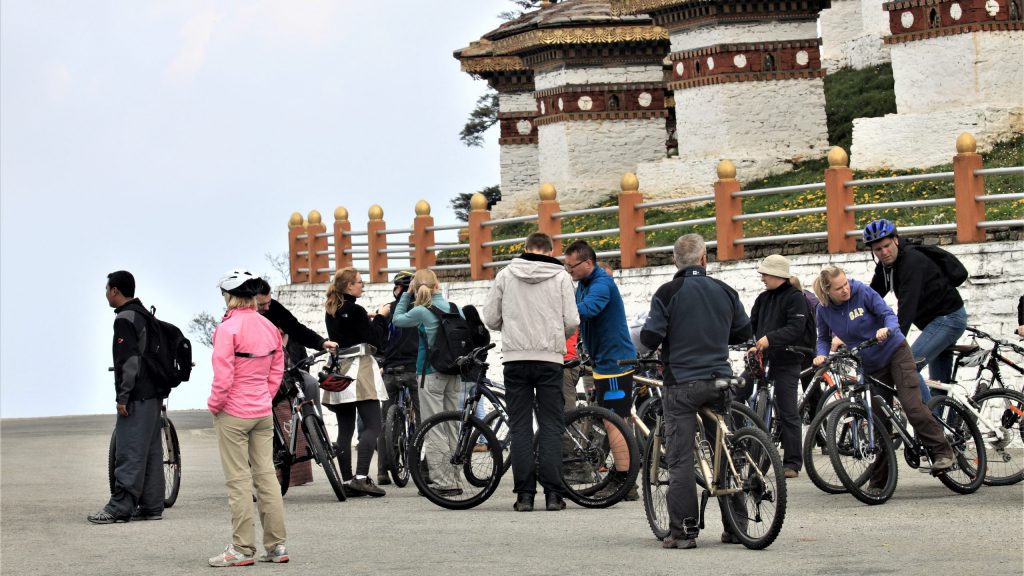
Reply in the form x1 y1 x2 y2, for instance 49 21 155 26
277 240 1023 387
670 22 817 52
498 144 540 217
819 0 892 71
534 65 664 91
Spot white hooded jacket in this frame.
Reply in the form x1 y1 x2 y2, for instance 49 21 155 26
482 253 580 365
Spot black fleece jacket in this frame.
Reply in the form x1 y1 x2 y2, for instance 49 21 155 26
750 280 814 365
325 293 386 350
112 299 163 403
380 294 420 371
262 298 327 363
869 245 964 335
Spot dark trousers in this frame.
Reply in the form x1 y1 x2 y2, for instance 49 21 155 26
377 370 419 475
663 381 743 539
327 400 382 480
504 361 564 496
106 397 165 517
769 362 803 471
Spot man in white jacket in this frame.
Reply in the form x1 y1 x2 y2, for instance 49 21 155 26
483 232 580 512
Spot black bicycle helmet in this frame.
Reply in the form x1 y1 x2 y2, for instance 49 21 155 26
862 219 897 246
218 269 260 297
392 270 414 289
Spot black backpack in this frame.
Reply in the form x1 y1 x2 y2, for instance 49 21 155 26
427 303 475 375
143 307 193 393
904 239 969 287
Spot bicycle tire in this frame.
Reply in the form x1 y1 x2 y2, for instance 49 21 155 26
927 396 986 494
974 388 1024 485
722 425 787 550
162 417 181 508
802 399 847 494
561 406 639 509
641 427 670 540
481 411 512 475
272 418 291 496
827 401 898 505
303 414 345 502
383 404 410 488
107 431 116 496
729 401 768 434
410 411 503 510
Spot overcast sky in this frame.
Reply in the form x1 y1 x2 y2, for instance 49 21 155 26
1 0 508 418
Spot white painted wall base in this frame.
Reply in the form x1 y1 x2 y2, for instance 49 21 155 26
494 144 540 218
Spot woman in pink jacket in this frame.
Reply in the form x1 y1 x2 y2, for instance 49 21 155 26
207 270 289 567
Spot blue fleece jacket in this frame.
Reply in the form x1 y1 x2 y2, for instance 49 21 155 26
576 266 636 376
815 278 905 373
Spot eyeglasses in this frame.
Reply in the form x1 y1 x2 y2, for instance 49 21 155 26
564 259 588 272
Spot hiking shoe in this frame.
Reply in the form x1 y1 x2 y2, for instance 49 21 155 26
258 545 289 564
784 468 799 479
662 536 696 549
721 532 742 544
434 486 464 497
513 493 534 512
376 473 392 486
208 545 255 567
348 477 386 497
545 493 566 511
342 482 367 498
931 455 954 471
130 509 163 521
87 510 129 524
592 470 627 500
624 483 640 501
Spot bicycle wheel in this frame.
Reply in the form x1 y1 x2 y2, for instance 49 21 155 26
729 401 768 434
974 388 1024 485
561 406 639 508
641 426 670 540
481 411 512 475
303 414 345 502
410 411 503 510
383 404 410 487
827 401 897 505
928 396 986 494
272 420 291 496
162 417 181 508
722 426 787 550
802 400 847 494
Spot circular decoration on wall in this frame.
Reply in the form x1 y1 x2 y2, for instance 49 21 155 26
558 97 564 111
638 92 653 107
540 100 546 115
706 56 715 71
675 61 685 76
578 95 593 111
901 11 915 28
733 54 747 68
796 51 809 66
984 0 999 15
949 2 963 19
516 119 532 135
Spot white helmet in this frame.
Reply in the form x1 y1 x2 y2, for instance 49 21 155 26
217 269 259 297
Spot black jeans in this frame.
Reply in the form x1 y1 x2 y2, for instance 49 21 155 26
106 397 165 517
769 362 803 471
504 361 564 496
377 370 419 475
328 400 382 480
663 381 743 539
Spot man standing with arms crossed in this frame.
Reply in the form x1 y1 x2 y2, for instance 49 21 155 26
89 271 165 524
484 233 579 512
640 235 752 549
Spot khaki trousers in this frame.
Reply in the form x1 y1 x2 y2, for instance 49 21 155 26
215 413 287 556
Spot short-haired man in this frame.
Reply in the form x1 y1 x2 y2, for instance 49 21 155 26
563 240 638 499
640 235 752 549
864 219 968 403
484 232 579 512
89 271 166 524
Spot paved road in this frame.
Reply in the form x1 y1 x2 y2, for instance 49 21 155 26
2 410 1022 576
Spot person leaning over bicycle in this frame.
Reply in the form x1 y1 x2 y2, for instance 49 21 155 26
743 254 815 479
639 234 752 550
89 270 167 525
483 232 580 512
812 265 954 488
563 239 639 500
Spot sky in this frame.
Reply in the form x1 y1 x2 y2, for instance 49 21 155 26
0 0 510 418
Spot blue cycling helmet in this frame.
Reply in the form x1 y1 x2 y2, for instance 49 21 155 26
863 219 897 246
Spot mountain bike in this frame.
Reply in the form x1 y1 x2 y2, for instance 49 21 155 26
272 349 345 501
381 366 418 487
948 326 1024 395
107 398 180 508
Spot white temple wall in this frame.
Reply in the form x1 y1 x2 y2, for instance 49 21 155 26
670 22 818 52
534 65 663 91
499 91 538 114
497 144 540 217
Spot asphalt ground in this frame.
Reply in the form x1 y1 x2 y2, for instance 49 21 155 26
1 410 1022 576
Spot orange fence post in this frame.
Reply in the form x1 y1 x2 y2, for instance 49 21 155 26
288 212 309 284
952 133 986 244
824 147 856 254
537 184 562 256
366 205 388 284
334 207 352 271
412 200 436 270
618 172 647 269
714 160 744 261
468 193 494 281
306 210 329 284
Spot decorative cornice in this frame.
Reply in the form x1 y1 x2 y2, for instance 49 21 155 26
883 0 1023 39
533 109 669 126
460 56 528 74
534 82 665 98
669 39 822 59
885 21 1024 43
610 0 690 15
499 112 539 145
535 86 669 124
668 68 825 90
667 41 824 89
613 0 829 30
491 25 669 55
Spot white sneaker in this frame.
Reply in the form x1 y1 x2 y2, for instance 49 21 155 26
208 545 254 567
259 544 289 563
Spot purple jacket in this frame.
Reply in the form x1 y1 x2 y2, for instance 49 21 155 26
815 278 905 373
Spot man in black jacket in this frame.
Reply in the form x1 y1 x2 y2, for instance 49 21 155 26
89 271 166 524
256 279 337 363
640 234 751 549
746 254 813 478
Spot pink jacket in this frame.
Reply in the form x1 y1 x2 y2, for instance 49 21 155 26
207 308 284 419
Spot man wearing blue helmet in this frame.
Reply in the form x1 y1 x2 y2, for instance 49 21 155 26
863 219 968 408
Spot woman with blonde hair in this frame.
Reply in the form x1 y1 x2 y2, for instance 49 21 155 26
207 269 288 566
392 269 465 494
323 267 391 497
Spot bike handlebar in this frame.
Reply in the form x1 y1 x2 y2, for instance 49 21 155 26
966 326 1024 352
287 349 330 374
456 343 496 367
